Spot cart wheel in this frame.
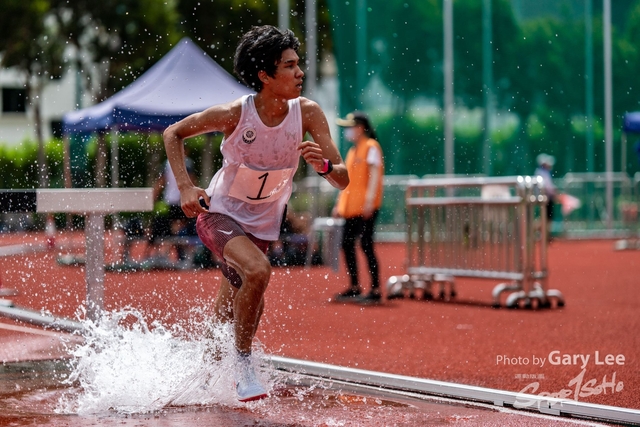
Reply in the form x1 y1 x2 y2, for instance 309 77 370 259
385 276 407 299
546 295 564 309
387 289 405 299
505 291 529 309
545 289 565 309
539 298 552 309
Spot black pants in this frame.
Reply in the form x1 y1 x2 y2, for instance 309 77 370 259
341 210 380 291
546 197 555 221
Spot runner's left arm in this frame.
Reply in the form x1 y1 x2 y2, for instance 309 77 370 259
298 98 349 190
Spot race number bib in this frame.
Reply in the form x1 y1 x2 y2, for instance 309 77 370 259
228 164 295 204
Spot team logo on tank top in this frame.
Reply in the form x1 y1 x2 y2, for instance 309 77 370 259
242 128 257 144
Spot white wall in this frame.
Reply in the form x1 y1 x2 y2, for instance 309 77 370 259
0 65 84 145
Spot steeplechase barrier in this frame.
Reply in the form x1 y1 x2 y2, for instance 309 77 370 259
0 188 153 326
386 176 564 309
270 355 640 425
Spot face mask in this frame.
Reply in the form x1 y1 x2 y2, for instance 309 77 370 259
344 127 357 141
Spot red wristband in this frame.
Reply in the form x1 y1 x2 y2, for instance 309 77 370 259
318 159 333 176
321 159 329 173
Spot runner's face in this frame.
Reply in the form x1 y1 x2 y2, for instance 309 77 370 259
271 49 304 98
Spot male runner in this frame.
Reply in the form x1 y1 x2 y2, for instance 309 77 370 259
163 25 349 402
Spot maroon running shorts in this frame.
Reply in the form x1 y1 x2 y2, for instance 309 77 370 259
196 212 270 288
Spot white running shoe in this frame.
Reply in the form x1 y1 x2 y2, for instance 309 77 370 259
235 361 268 402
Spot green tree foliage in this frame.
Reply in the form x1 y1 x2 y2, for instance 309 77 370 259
328 0 640 177
454 0 519 109
48 0 181 98
2 0 640 182
372 0 442 102
176 0 276 70
0 1 54 71
175 0 335 80
0 0 66 186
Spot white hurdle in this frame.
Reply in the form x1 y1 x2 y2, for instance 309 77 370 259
0 188 153 324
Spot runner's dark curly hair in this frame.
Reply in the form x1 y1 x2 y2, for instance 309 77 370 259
234 25 301 92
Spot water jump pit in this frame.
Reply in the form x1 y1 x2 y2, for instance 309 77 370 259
0 312 625 427
0 360 510 427
0 363 614 427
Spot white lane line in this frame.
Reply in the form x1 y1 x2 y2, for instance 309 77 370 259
0 243 47 257
0 321 67 338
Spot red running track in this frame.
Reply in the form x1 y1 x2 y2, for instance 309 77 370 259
0 232 638 413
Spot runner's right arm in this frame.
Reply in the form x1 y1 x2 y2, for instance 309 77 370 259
163 100 242 217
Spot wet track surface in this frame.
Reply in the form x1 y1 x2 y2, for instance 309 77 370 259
0 233 638 425
0 359 615 427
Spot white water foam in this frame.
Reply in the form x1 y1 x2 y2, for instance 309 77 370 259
56 307 277 415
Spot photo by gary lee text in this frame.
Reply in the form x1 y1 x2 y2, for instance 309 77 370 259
496 351 625 369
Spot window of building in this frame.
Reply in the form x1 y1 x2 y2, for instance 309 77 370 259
2 87 27 113
50 120 63 139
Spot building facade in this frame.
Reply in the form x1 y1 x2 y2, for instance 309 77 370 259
0 65 89 146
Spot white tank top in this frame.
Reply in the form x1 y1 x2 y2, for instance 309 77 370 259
205 95 302 240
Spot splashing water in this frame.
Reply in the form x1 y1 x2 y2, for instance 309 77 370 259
56 308 275 415
2 307 527 425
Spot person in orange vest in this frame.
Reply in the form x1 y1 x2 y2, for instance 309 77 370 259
333 111 384 304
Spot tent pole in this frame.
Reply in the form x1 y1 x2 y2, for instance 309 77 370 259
110 127 119 188
63 135 72 189
202 133 214 186
622 132 627 201
62 134 73 229
147 138 162 187
96 132 108 188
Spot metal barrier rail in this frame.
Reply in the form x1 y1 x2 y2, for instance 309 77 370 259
556 172 634 238
269 355 640 425
386 176 564 308
614 172 640 250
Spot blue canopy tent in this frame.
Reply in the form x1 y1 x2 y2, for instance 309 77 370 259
63 37 252 133
61 37 253 186
623 112 640 134
622 112 640 172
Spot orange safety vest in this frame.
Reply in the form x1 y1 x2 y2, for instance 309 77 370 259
336 138 384 218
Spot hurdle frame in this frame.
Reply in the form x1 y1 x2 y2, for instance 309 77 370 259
386 176 564 308
0 188 153 324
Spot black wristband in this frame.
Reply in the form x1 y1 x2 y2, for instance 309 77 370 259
317 159 333 176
